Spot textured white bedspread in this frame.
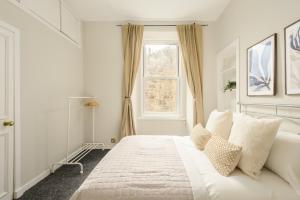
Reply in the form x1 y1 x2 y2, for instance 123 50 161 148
71 135 300 200
70 135 194 200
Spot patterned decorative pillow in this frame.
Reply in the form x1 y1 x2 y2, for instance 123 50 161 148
204 135 242 176
191 123 212 150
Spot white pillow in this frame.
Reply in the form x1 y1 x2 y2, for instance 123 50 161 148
228 114 281 178
265 131 300 195
190 123 212 150
233 112 242 122
206 110 233 139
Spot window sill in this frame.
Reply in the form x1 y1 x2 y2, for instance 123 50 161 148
138 116 186 121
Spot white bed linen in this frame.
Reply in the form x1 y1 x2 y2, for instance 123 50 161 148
71 135 300 200
71 135 193 200
174 136 300 200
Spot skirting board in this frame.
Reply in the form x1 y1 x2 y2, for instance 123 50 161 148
13 146 111 199
13 168 50 199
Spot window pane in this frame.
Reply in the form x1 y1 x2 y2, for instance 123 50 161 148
144 79 177 113
144 44 178 77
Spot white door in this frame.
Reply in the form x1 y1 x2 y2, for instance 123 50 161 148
0 23 15 200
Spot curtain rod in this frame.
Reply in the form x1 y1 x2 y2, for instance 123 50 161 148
116 24 208 27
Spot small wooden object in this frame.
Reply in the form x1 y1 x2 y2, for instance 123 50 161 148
84 100 99 107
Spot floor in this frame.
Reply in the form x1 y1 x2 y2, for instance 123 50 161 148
18 149 109 200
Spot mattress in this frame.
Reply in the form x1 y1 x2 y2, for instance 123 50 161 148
71 135 300 200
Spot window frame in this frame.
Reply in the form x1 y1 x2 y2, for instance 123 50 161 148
141 40 182 118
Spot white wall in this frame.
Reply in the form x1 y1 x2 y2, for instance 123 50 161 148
212 0 300 105
202 24 217 122
0 0 85 188
82 22 217 143
83 22 123 146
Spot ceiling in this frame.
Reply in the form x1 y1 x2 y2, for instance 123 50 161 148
64 0 231 22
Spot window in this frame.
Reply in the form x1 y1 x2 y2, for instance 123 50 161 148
142 43 181 117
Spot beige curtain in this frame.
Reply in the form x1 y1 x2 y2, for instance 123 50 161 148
177 24 204 126
121 24 144 138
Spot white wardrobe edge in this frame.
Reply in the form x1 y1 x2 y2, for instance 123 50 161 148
7 0 81 48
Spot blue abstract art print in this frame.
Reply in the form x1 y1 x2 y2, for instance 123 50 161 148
247 34 276 96
285 19 300 95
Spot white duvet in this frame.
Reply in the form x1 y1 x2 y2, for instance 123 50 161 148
71 135 300 200
71 136 193 200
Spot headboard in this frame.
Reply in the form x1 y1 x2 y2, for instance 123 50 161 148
237 102 300 134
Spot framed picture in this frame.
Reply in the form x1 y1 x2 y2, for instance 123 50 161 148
247 34 277 96
285 19 300 95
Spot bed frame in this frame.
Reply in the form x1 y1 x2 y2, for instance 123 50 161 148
238 102 300 129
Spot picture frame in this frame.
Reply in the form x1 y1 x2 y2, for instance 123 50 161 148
285 19 300 95
247 34 277 96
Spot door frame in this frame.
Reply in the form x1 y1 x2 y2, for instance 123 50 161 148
0 20 21 198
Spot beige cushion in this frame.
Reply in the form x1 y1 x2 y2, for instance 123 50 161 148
265 131 300 195
229 114 281 178
206 110 233 139
191 123 211 150
204 135 242 176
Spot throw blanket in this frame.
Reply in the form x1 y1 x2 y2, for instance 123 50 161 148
71 135 194 200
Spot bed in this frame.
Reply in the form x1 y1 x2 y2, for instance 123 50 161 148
70 135 300 200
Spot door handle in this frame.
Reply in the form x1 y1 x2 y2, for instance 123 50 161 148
3 121 15 127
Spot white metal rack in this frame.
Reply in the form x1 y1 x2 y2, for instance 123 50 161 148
51 96 104 174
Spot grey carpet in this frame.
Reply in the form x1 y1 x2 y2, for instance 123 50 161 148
18 149 109 200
